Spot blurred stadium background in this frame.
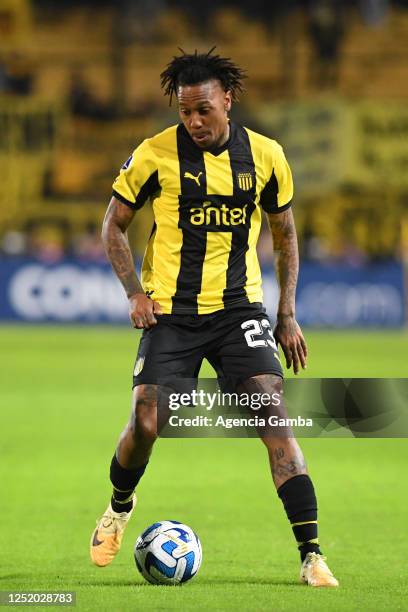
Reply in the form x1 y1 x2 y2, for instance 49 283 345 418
1 0 408 327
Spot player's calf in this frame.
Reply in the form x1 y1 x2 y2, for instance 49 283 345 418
117 384 159 468
239 374 337 582
110 386 159 517
90 385 159 566
263 436 308 489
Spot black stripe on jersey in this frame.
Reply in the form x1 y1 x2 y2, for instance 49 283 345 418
223 125 256 308
112 170 160 211
259 169 292 213
177 124 208 196
135 170 160 209
148 222 157 239
267 200 292 214
172 124 208 313
112 190 136 209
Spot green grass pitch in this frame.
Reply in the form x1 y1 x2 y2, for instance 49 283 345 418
1 326 407 611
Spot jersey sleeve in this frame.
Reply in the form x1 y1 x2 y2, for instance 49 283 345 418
259 144 293 214
112 139 160 210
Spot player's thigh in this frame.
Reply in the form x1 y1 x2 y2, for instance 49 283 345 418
207 307 283 390
238 373 287 430
132 317 204 390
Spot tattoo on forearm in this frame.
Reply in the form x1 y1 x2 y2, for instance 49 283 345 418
106 239 143 297
268 209 299 315
102 200 144 298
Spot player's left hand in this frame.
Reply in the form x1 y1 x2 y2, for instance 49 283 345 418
273 314 307 375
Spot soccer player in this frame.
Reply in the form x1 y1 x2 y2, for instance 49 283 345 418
90 49 338 587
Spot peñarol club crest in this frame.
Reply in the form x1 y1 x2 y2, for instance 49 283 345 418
237 172 253 191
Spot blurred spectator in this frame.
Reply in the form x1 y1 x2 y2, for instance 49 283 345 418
0 59 8 92
1 231 27 257
302 232 331 263
359 0 389 26
2 53 34 95
73 225 106 262
69 70 116 120
175 0 227 38
335 241 368 266
27 225 66 263
115 0 166 44
307 0 345 88
256 226 275 265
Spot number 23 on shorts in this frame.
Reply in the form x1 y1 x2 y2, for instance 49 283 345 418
241 318 278 350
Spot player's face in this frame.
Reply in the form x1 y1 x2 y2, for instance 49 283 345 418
177 80 232 150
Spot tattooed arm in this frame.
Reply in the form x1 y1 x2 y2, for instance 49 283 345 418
102 196 162 328
267 208 307 374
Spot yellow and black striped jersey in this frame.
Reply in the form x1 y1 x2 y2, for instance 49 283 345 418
112 122 293 314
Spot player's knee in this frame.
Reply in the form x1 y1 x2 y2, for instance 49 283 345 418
131 385 159 444
133 414 158 444
239 374 294 449
261 374 283 396
130 406 158 444
240 373 283 396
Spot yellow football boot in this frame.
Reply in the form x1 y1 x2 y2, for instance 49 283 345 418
90 495 136 567
300 552 339 587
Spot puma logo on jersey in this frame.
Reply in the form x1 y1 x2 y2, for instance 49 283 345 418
184 171 202 186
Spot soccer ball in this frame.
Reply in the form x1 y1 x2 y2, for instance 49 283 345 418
134 520 202 585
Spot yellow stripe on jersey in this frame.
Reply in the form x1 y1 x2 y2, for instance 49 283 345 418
195 149 235 312
141 127 183 311
197 231 233 314
204 150 234 196
275 145 294 207
245 126 293 212
112 139 158 207
244 128 271 303
149 200 184 313
141 225 155 292
245 128 273 199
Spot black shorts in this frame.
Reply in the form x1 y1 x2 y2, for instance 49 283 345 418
132 304 283 393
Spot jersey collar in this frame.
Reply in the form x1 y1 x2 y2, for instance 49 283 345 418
180 121 235 157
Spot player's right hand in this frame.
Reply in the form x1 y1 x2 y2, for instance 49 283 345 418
128 293 163 329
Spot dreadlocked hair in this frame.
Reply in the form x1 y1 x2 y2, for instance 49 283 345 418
160 47 246 105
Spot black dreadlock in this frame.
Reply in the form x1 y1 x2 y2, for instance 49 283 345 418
160 47 246 106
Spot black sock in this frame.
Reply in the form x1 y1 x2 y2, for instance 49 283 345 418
277 474 322 562
109 454 148 513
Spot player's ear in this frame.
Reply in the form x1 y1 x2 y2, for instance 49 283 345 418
224 91 232 113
